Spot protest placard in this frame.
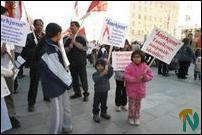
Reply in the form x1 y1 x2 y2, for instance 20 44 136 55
100 17 128 48
1 15 29 47
1 78 11 98
112 51 132 71
15 55 26 68
141 27 183 64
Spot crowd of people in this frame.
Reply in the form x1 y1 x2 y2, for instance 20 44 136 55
1 5 201 134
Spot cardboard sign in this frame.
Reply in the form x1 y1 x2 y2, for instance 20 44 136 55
112 51 132 71
100 17 128 48
1 15 29 47
141 27 183 64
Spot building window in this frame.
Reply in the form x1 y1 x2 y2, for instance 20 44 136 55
160 18 162 22
138 15 141 19
138 30 141 35
144 7 147 12
132 30 135 35
144 15 147 20
139 6 141 10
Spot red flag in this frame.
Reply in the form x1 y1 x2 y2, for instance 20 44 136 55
62 27 71 36
87 1 100 12
87 1 107 12
63 26 86 38
78 27 86 38
5 1 22 20
80 1 107 20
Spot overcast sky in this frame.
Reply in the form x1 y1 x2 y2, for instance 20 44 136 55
1 1 201 41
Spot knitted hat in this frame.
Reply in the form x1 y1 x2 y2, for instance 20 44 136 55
95 59 106 67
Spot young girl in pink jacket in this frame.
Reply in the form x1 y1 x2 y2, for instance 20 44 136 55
124 50 154 126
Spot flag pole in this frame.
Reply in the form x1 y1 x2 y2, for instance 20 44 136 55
22 2 38 45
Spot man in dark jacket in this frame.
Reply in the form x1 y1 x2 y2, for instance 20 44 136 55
64 21 89 102
21 19 47 112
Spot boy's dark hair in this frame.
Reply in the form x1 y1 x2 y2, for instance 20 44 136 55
188 33 193 36
45 23 62 38
33 19 44 26
95 59 106 69
182 38 190 45
1 6 7 15
70 21 80 28
131 50 145 63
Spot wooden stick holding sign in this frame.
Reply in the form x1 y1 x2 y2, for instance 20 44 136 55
148 57 156 67
104 46 113 69
107 46 113 62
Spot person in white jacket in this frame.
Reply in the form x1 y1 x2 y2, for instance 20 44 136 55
1 6 21 129
1 45 14 133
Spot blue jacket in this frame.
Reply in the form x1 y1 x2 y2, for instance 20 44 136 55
38 38 72 98
92 66 113 93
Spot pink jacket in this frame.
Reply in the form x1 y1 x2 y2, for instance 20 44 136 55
124 62 154 99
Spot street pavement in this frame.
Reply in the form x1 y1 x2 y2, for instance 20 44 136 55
5 63 201 134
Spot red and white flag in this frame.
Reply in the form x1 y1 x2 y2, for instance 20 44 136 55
80 1 107 20
87 1 107 12
62 25 86 39
78 27 86 38
5 1 22 20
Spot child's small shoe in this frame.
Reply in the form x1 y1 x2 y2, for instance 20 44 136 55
128 118 135 125
135 118 140 126
115 106 121 112
121 105 127 111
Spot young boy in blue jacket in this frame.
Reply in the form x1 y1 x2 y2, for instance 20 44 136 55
92 59 113 123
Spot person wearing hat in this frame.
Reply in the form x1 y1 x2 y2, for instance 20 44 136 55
92 59 113 123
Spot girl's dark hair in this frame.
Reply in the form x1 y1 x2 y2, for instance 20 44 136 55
131 50 145 63
33 19 44 26
45 23 62 38
71 21 80 28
